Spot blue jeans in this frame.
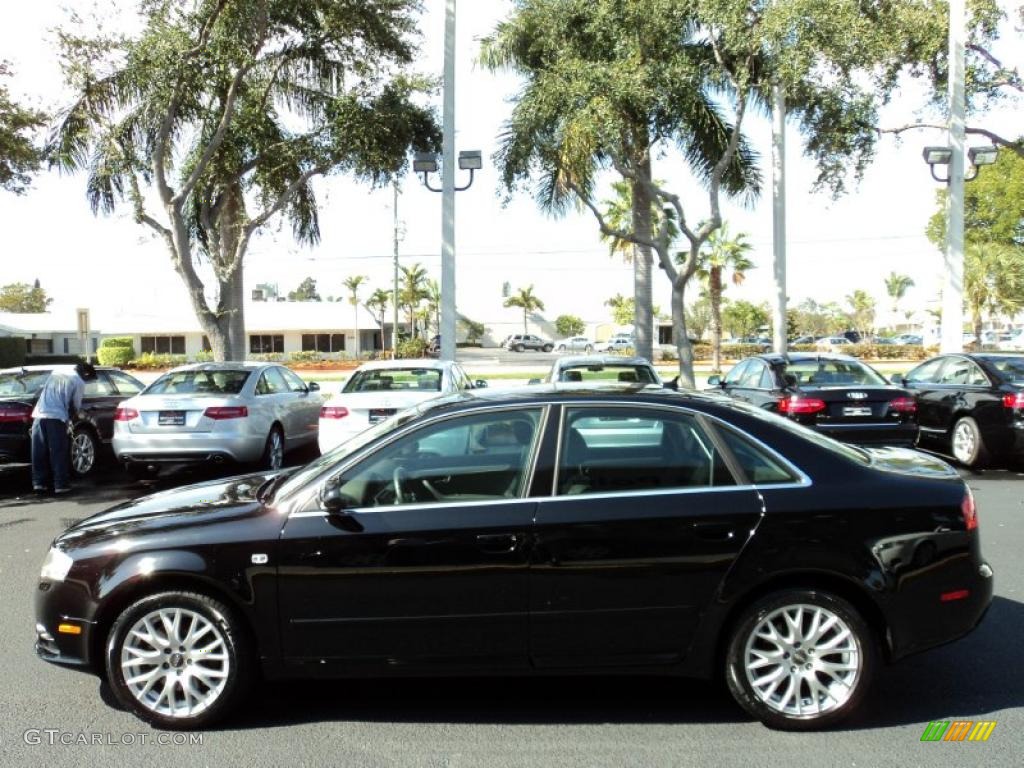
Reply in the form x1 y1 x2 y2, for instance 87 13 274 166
31 419 71 491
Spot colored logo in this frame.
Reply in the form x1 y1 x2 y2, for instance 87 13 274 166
920 721 997 742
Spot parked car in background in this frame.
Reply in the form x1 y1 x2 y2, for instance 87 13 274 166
538 355 663 386
892 353 1024 467
707 353 919 446
555 336 595 353
997 329 1024 351
112 362 323 475
891 334 924 345
816 336 852 351
318 359 484 453
0 365 145 477
505 334 554 353
37 386 992 730
594 336 634 353
789 335 817 345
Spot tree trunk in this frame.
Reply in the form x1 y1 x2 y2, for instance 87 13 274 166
353 303 361 358
710 266 723 373
672 271 695 389
522 308 528 335
631 157 654 362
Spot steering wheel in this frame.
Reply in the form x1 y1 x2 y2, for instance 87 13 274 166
392 466 408 504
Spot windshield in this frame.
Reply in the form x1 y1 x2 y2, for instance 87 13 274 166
557 364 659 384
343 367 442 393
0 370 51 396
782 359 888 387
144 370 251 395
979 355 1024 384
727 399 870 465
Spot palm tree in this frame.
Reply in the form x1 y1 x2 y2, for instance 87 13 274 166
424 279 442 336
696 224 754 372
964 243 1024 342
366 288 390 353
504 285 545 335
342 276 367 357
884 272 915 329
846 289 877 338
399 263 429 337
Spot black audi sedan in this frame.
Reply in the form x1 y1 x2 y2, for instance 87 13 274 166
891 353 1024 468
0 365 145 476
707 353 919 446
35 386 991 730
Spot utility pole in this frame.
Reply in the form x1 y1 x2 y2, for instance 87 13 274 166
942 0 966 354
440 0 457 362
392 180 400 359
771 81 787 354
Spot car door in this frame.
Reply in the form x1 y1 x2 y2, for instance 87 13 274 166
99 370 144 442
279 366 321 444
717 359 750 398
254 367 295 441
529 404 763 668
276 405 546 669
78 373 123 443
729 359 768 404
903 357 949 436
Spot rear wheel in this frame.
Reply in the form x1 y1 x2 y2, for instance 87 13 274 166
70 427 99 477
557 345 566 352
584 345 593 353
950 416 989 468
105 591 250 729
515 344 525 353
542 344 553 353
725 589 876 730
260 427 284 470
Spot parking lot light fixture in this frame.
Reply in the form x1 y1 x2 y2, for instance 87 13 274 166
967 145 998 167
458 150 482 170
413 152 439 174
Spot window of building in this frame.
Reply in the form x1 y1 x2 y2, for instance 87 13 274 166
301 333 345 353
140 336 186 355
249 335 284 354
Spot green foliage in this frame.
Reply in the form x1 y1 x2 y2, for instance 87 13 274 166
0 336 25 367
288 277 321 302
192 350 214 363
846 289 876 336
97 336 135 367
927 147 1024 248
721 301 769 339
126 353 187 370
0 62 47 194
554 314 585 338
288 350 324 363
504 285 545 334
0 279 52 313
684 296 712 343
459 316 486 344
962 242 1024 334
247 353 286 363
396 337 428 359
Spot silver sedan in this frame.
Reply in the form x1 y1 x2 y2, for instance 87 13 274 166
112 362 323 473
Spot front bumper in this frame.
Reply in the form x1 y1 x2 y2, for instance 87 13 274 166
113 430 265 465
35 578 98 670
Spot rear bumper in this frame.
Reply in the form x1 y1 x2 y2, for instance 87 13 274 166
814 421 919 446
0 432 31 463
113 431 264 465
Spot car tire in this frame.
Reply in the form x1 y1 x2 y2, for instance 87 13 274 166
70 426 99 478
260 426 285 471
515 344 525 353
105 591 251 729
542 344 553 353
724 589 876 730
584 345 593 353
557 345 566 352
950 416 989 468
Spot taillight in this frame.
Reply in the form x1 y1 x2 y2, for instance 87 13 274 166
888 397 917 414
0 403 33 423
203 406 248 420
1003 392 1024 410
320 406 349 419
113 407 139 421
961 487 978 531
778 396 826 415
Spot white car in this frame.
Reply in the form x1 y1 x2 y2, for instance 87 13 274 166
997 330 1024 351
554 336 595 353
317 359 483 453
594 336 634 353
816 336 852 350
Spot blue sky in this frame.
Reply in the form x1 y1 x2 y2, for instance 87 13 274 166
1 1 1020 330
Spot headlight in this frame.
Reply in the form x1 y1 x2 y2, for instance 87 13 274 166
40 548 74 582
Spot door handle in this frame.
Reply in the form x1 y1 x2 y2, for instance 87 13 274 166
476 533 522 554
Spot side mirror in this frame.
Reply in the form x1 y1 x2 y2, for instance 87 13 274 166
707 375 722 387
307 381 320 392
890 374 906 386
474 379 488 389
663 376 679 391
320 485 357 514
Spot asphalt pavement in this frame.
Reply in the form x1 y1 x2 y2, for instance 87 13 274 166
0 461 1021 768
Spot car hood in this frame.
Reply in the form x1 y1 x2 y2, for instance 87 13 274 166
55 470 288 550
862 446 959 479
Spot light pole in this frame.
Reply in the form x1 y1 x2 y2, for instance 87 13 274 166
392 180 401 359
770 81 787 355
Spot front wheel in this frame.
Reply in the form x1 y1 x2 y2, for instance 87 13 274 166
542 344 553 353
514 344 525 353
950 416 989 468
724 590 876 730
260 427 284 470
584 345 593 353
557 345 566 352
106 591 250 729
70 427 99 477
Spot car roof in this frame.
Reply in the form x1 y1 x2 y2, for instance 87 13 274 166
351 358 452 371
0 365 122 374
167 362 269 373
554 355 653 368
755 353 861 365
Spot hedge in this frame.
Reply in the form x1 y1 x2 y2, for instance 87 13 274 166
97 336 136 367
126 353 188 370
0 337 26 368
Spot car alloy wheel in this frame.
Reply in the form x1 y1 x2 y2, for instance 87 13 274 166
951 416 987 467
725 590 875 730
70 428 97 477
262 428 284 470
107 591 248 728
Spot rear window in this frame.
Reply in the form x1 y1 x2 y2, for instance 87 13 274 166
557 364 658 384
980 356 1024 384
0 370 51 396
343 368 442 393
782 359 887 386
144 370 251 395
